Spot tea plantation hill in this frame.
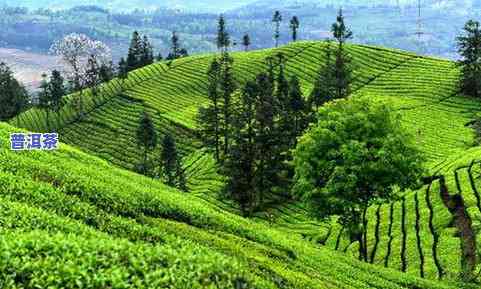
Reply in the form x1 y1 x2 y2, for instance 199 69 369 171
0 121 460 288
10 40 481 285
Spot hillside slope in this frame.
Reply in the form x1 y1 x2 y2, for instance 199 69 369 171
10 40 481 284
0 121 459 289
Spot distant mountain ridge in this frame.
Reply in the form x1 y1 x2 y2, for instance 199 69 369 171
0 0 258 12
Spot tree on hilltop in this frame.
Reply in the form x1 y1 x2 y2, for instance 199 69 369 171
38 73 52 130
332 9 353 99
242 33 251 52
167 31 188 60
50 33 111 119
38 70 65 131
290 16 300 42
272 11 282 48
49 70 66 117
457 20 481 98
310 41 336 109
140 35 154 67
217 15 230 53
332 8 353 48
127 31 142 71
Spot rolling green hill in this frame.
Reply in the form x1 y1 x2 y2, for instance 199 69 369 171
8 40 481 286
0 121 459 289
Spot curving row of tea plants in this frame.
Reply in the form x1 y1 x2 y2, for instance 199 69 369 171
7 40 481 285
0 122 460 289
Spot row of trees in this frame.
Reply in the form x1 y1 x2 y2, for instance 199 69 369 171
196 10 429 269
136 111 188 192
197 10 353 215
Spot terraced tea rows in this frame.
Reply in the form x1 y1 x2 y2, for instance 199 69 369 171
323 149 481 281
0 122 458 289
8 40 481 285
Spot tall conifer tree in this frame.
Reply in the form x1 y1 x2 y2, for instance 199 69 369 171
217 15 230 52
136 111 157 175
272 11 282 48
127 31 142 71
242 33 251 52
331 9 353 99
289 16 300 42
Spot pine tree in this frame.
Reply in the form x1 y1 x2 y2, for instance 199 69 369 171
168 31 180 60
457 20 481 98
331 10 353 99
242 33 251 52
156 52 163 62
289 16 300 42
118 57 129 92
225 80 257 215
272 11 282 48
99 61 114 83
176 160 189 192
49 70 66 118
288 75 306 141
198 58 222 161
136 111 157 175
160 134 178 186
219 52 237 158
275 53 292 151
332 8 353 48
179 48 189 57
254 72 276 206
140 35 154 67
127 31 142 71
217 15 230 52
310 42 336 109
38 73 51 130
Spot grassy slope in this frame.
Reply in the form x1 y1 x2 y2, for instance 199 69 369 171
0 121 458 289
10 41 481 284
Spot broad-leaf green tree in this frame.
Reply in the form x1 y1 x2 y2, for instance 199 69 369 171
293 96 425 262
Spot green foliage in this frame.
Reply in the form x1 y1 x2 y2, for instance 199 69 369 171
10 41 481 285
136 110 157 175
293 96 425 259
0 121 459 289
332 9 353 47
289 16 300 42
216 15 230 52
457 20 481 98
272 11 282 47
243 33 251 51
0 62 29 121
166 31 189 60
127 31 155 72
160 134 184 190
